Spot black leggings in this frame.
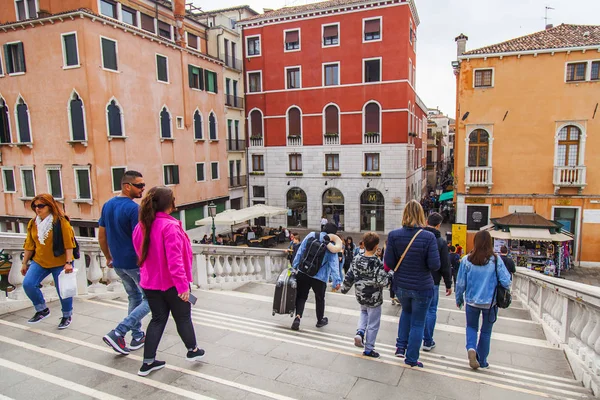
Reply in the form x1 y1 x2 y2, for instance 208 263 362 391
295 272 327 321
143 287 197 362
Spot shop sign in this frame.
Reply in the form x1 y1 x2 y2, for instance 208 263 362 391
452 224 467 252
323 189 344 204
466 205 489 231
556 199 572 205
465 197 485 204
492 203 503 207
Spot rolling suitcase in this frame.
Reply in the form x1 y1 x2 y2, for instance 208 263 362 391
272 269 297 317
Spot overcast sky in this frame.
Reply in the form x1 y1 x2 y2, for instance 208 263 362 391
193 0 600 118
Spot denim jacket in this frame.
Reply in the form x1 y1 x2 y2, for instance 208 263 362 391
455 254 512 309
292 232 342 286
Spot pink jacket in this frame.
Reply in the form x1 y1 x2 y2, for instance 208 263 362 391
133 212 193 294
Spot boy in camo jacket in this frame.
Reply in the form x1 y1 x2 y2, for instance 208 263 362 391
341 232 389 358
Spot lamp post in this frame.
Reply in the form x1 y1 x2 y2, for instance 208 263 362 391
208 202 217 244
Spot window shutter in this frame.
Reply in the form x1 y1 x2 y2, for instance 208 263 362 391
214 73 218 93
173 166 180 184
3 45 9 74
285 30 299 43
49 170 62 198
141 13 155 33
288 108 300 136
188 65 194 88
108 102 122 136
194 111 202 139
188 33 198 49
70 98 85 141
101 39 117 70
251 111 262 136
17 42 26 73
160 108 171 138
364 19 380 34
0 100 10 144
64 34 78 66
365 103 379 133
199 68 204 90
17 103 31 142
323 25 337 38
325 106 338 134
77 170 91 199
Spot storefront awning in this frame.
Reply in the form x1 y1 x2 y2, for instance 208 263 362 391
438 191 454 202
489 230 512 240
550 233 574 242
510 227 553 242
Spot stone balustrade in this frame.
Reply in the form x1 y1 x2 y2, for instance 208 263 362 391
513 267 600 395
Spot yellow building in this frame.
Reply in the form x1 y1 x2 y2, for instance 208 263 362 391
453 24 600 265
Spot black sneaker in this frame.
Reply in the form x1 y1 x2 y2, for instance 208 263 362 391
291 317 301 331
395 347 406 358
186 348 205 362
103 330 131 355
58 317 71 330
28 308 50 324
130 334 145 351
405 360 424 368
354 331 365 347
316 317 329 328
363 350 380 358
138 360 166 376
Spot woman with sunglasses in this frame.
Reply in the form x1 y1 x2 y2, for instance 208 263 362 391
21 194 76 329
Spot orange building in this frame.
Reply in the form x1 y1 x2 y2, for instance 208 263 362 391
453 24 600 265
0 0 230 235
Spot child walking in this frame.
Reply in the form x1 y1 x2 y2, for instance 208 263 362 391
341 232 389 358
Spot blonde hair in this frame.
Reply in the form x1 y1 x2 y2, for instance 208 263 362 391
402 200 426 228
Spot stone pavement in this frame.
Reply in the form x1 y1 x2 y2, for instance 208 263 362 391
0 283 593 400
561 267 600 286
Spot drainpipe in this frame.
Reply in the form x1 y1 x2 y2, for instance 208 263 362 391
216 29 224 62
173 0 186 48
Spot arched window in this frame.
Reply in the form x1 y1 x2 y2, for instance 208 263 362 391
287 107 301 137
287 187 307 228
557 125 581 167
0 98 11 144
364 102 380 134
107 99 123 137
360 189 385 231
468 129 489 167
160 106 171 139
193 110 203 140
324 105 339 135
250 109 263 137
69 92 86 141
322 188 344 230
209 112 217 140
16 96 31 143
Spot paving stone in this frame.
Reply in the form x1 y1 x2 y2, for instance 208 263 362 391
276 362 358 396
235 372 345 400
346 377 436 400
266 341 339 369
0 365 31 390
398 368 481 399
208 347 292 380
170 372 253 400
328 353 404 386
216 331 283 356
510 352 575 378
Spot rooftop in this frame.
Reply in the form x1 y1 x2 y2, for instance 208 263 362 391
491 212 561 229
194 5 259 17
462 24 600 56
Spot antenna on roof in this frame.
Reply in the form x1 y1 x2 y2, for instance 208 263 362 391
544 6 554 29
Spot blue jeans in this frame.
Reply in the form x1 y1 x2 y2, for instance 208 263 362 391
23 261 73 318
114 268 150 340
357 305 382 353
396 288 433 365
465 305 497 368
423 285 440 345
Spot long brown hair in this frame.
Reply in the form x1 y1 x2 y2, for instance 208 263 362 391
402 199 426 228
31 193 65 221
138 186 175 265
468 230 494 266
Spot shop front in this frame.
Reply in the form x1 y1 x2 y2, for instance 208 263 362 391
287 187 307 228
360 189 385 232
322 188 344 230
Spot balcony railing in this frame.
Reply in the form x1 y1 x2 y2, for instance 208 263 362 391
465 166 492 193
227 139 246 152
250 136 263 147
287 136 302 146
220 54 242 71
554 166 586 194
323 134 339 145
229 175 247 188
363 133 380 144
225 94 244 109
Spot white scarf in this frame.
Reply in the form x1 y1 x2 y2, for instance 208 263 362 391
36 214 54 245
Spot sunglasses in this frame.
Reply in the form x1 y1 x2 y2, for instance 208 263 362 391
126 182 146 189
32 204 48 209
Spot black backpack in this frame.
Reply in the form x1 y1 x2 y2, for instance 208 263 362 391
298 234 330 277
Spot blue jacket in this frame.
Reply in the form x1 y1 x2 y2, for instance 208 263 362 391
293 232 342 286
384 226 440 292
455 255 512 308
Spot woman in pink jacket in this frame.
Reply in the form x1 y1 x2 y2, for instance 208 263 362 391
132 186 204 376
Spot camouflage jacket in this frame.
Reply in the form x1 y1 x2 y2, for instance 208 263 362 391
341 254 389 307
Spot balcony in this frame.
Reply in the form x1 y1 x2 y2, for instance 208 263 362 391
250 136 263 147
363 132 380 144
287 136 302 146
323 134 339 145
227 139 246 152
465 166 492 193
220 54 243 71
229 175 247 188
554 166 586 194
225 94 244 109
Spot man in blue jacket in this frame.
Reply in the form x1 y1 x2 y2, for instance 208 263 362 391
291 222 342 331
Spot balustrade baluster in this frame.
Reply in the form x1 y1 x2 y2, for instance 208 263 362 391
223 256 233 282
253 256 262 281
584 315 600 368
214 256 224 283
569 304 585 351
246 256 255 279
579 308 595 359
7 250 26 300
87 252 107 293
207 255 216 285
231 256 241 282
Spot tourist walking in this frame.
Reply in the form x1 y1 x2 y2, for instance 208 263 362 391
343 236 355 275
448 245 461 288
320 215 328 231
99 170 150 355
132 186 204 376
384 200 440 368
21 194 76 329
499 246 516 277
423 213 453 352
455 230 512 370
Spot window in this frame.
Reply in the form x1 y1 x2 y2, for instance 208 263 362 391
287 107 301 137
363 18 381 41
121 6 137 26
284 30 300 51
323 63 339 86
74 167 92 200
158 21 172 40
4 42 26 74
2 168 15 192
250 110 263 137
141 13 155 33
323 24 339 46
253 186 265 197
61 33 79 68
20 167 35 198
592 61 600 81
107 99 123 137
557 125 581 167
196 163 205 181
0 51 3 76
15 0 37 20
208 112 217 140
566 62 586 82
468 129 489 167
325 154 339 171
46 167 63 199
69 92 86 141
409 24 414 45
156 54 168 83
289 154 302 171
100 0 117 18
205 70 218 93
187 33 198 50
163 165 180 185
286 67 301 89
160 106 172 139
365 153 380 171
211 162 219 180
474 69 493 87
0 98 11 144
188 65 204 90
247 36 260 56
16 97 31 143
364 59 381 83
364 102 380 134
248 72 262 93
252 155 264 171
101 37 118 71
111 167 125 192
193 110 203 140
324 105 339 135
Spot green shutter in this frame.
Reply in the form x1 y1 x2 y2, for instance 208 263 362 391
173 165 180 184
213 72 218 93
199 68 204 90
17 42 26 72
3 45 9 74
188 65 194 88
185 206 204 230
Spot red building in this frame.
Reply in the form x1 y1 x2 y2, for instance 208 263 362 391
240 0 426 232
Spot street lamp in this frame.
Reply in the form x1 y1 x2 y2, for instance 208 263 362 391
208 202 217 245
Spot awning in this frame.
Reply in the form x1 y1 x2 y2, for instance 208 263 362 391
490 230 512 240
550 233 574 242
438 191 454 202
510 227 553 242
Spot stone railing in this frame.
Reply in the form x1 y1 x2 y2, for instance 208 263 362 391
514 268 600 395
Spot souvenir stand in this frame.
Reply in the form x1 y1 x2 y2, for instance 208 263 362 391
483 212 574 277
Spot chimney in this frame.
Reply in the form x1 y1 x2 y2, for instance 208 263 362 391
546 24 554 30
173 0 186 47
455 33 468 57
